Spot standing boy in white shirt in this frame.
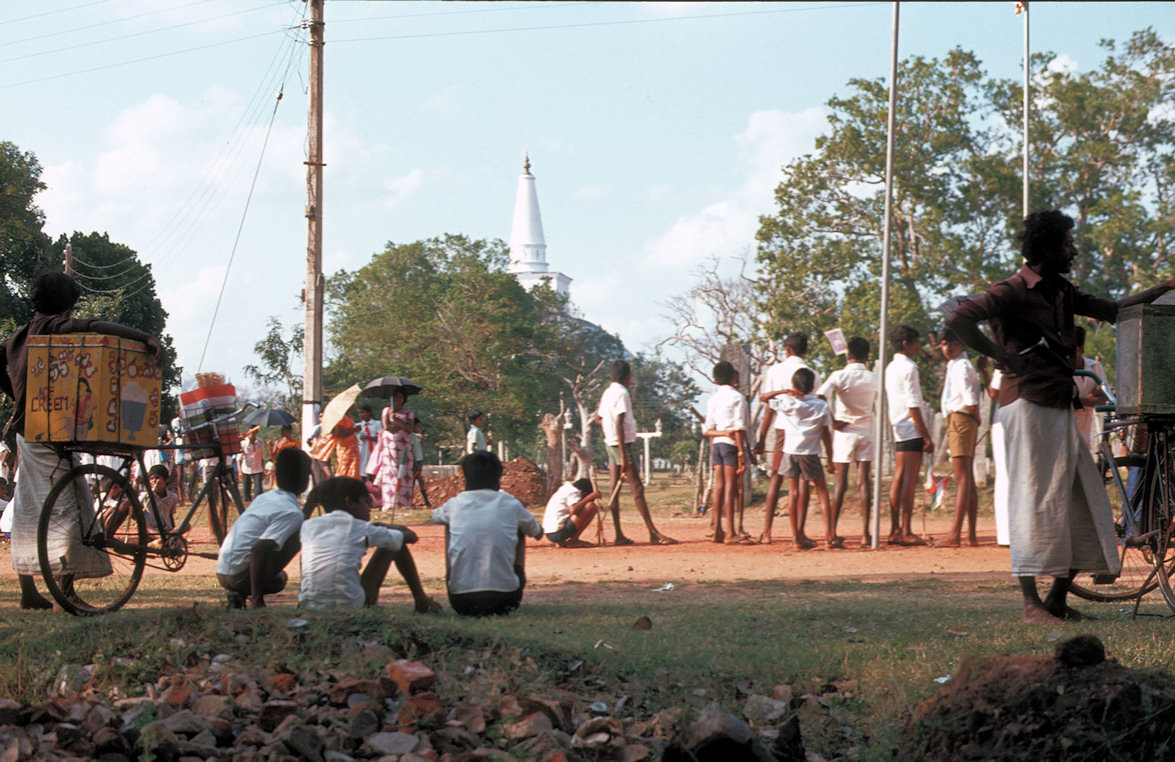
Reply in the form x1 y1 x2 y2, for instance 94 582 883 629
938 328 982 547
762 368 836 548
755 333 820 544
816 336 879 546
884 324 933 546
594 360 676 545
702 361 754 544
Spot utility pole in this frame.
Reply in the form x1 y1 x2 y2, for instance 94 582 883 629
63 242 74 277
301 0 325 447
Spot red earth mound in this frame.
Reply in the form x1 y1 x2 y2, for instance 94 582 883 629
413 456 549 509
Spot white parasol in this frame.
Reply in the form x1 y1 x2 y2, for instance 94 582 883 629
320 383 362 435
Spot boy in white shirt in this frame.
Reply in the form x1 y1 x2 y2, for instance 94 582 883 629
298 476 440 611
432 451 543 616
762 368 836 549
702 361 754 544
216 448 312 609
542 478 601 548
938 328 982 547
594 360 676 545
817 337 879 546
884 324 933 546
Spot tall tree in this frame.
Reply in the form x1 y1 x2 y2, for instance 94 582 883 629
243 317 304 413
0 141 52 339
63 232 180 418
327 235 550 456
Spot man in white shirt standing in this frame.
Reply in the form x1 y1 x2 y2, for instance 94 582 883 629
355 404 382 476
595 360 676 545
702 361 753 544
938 328 981 547
816 336 879 546
238 426 265 502
884 324 933 546
755 333 821 545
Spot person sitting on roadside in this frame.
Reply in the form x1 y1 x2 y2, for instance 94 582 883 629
102 464 177 537
542 478 601 548
298 476 441 612
216 448 312 609
432 451 543 616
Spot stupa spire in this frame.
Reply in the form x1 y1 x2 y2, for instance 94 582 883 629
507 156 570 300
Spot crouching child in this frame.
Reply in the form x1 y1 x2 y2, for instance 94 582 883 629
216 448 312 609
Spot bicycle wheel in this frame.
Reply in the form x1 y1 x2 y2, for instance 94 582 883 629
207 477 231 545
1070 451 1158 602
37 464 146 615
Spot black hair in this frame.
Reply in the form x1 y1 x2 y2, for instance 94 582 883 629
712 360 736 386
784 332 809 356
1020 210 1074 266
846 336 870 361
609 359 631 383
791 367 816 394
303 476 367 516
31 271 82 316
147 464 169 481
468 410 483 424
1075 325 1087 347
358 404 372 413
940 327 959 344
572 478 594 494
461 450 502 491
274 448 312 494
890 324 919 350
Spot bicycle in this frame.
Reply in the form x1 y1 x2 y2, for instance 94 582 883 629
35 407 250 616
1066 369 1175 607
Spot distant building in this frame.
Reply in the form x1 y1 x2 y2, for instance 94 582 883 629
508 156 571 300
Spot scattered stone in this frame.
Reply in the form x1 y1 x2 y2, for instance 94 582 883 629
257 701 301 732
398 692 444 730
571 716 624 750
363 730 419 756
743 694 789 727
191 694 231 719
269 672 298 695
504 711 554 740
387 661 437 695
448 701 487 733
662 708 775 762
280 724 325 762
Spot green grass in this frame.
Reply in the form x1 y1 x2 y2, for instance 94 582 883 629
3 573 1175 758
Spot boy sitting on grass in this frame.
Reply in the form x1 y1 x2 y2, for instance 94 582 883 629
762 368 838 549
216 448 312 609
432 451 543 616
298 476 440 612
542 478 601 548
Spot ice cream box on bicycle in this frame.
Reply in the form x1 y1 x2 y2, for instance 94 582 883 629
24 333 162 447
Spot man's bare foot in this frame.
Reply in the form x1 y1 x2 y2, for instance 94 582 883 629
1022 602 1064 624
795 536 816 550
712 528 726 544
899 533 927 546
886 530 902 545
560 538 595 549
21 594 53 611
650 533 678 545
1047 603 1096 621
758 534 773 545
613 536 635 546
935 536 961 548
860 535 871 546
826 536 845 549
967 536 979 547
415 597 443 614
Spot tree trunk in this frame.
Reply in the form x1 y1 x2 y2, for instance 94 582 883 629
540 413 562 499
570 398 595 480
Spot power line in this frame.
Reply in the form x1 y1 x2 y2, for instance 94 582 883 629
0 0 108 27
331 2 884 45
0 29 282 90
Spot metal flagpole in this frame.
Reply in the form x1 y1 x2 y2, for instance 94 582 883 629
1021 1 1030 218
871 1 900 549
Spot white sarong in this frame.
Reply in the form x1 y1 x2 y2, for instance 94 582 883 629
1000 398 1119 577
11 435 112 579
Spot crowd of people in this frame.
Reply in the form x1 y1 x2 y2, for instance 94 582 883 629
5 211 1175 623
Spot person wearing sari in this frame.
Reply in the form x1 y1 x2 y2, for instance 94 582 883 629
309 414 360 479
369 389 415 511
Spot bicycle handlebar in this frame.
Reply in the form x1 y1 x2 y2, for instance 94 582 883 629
1074 369 1117 411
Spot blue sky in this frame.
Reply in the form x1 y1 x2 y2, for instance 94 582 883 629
3 1 1172 401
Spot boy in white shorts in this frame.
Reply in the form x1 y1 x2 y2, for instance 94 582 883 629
817 337 879 546
763 368 836 549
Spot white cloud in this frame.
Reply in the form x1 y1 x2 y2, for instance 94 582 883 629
1046 53 1078 75
644 107 825 269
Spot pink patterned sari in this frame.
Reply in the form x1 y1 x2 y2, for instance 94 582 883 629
373 408 414 509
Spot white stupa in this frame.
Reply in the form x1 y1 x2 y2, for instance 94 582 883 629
508 155 570 299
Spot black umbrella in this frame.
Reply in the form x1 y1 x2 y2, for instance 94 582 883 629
363 376 423 399
243 408 297 428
